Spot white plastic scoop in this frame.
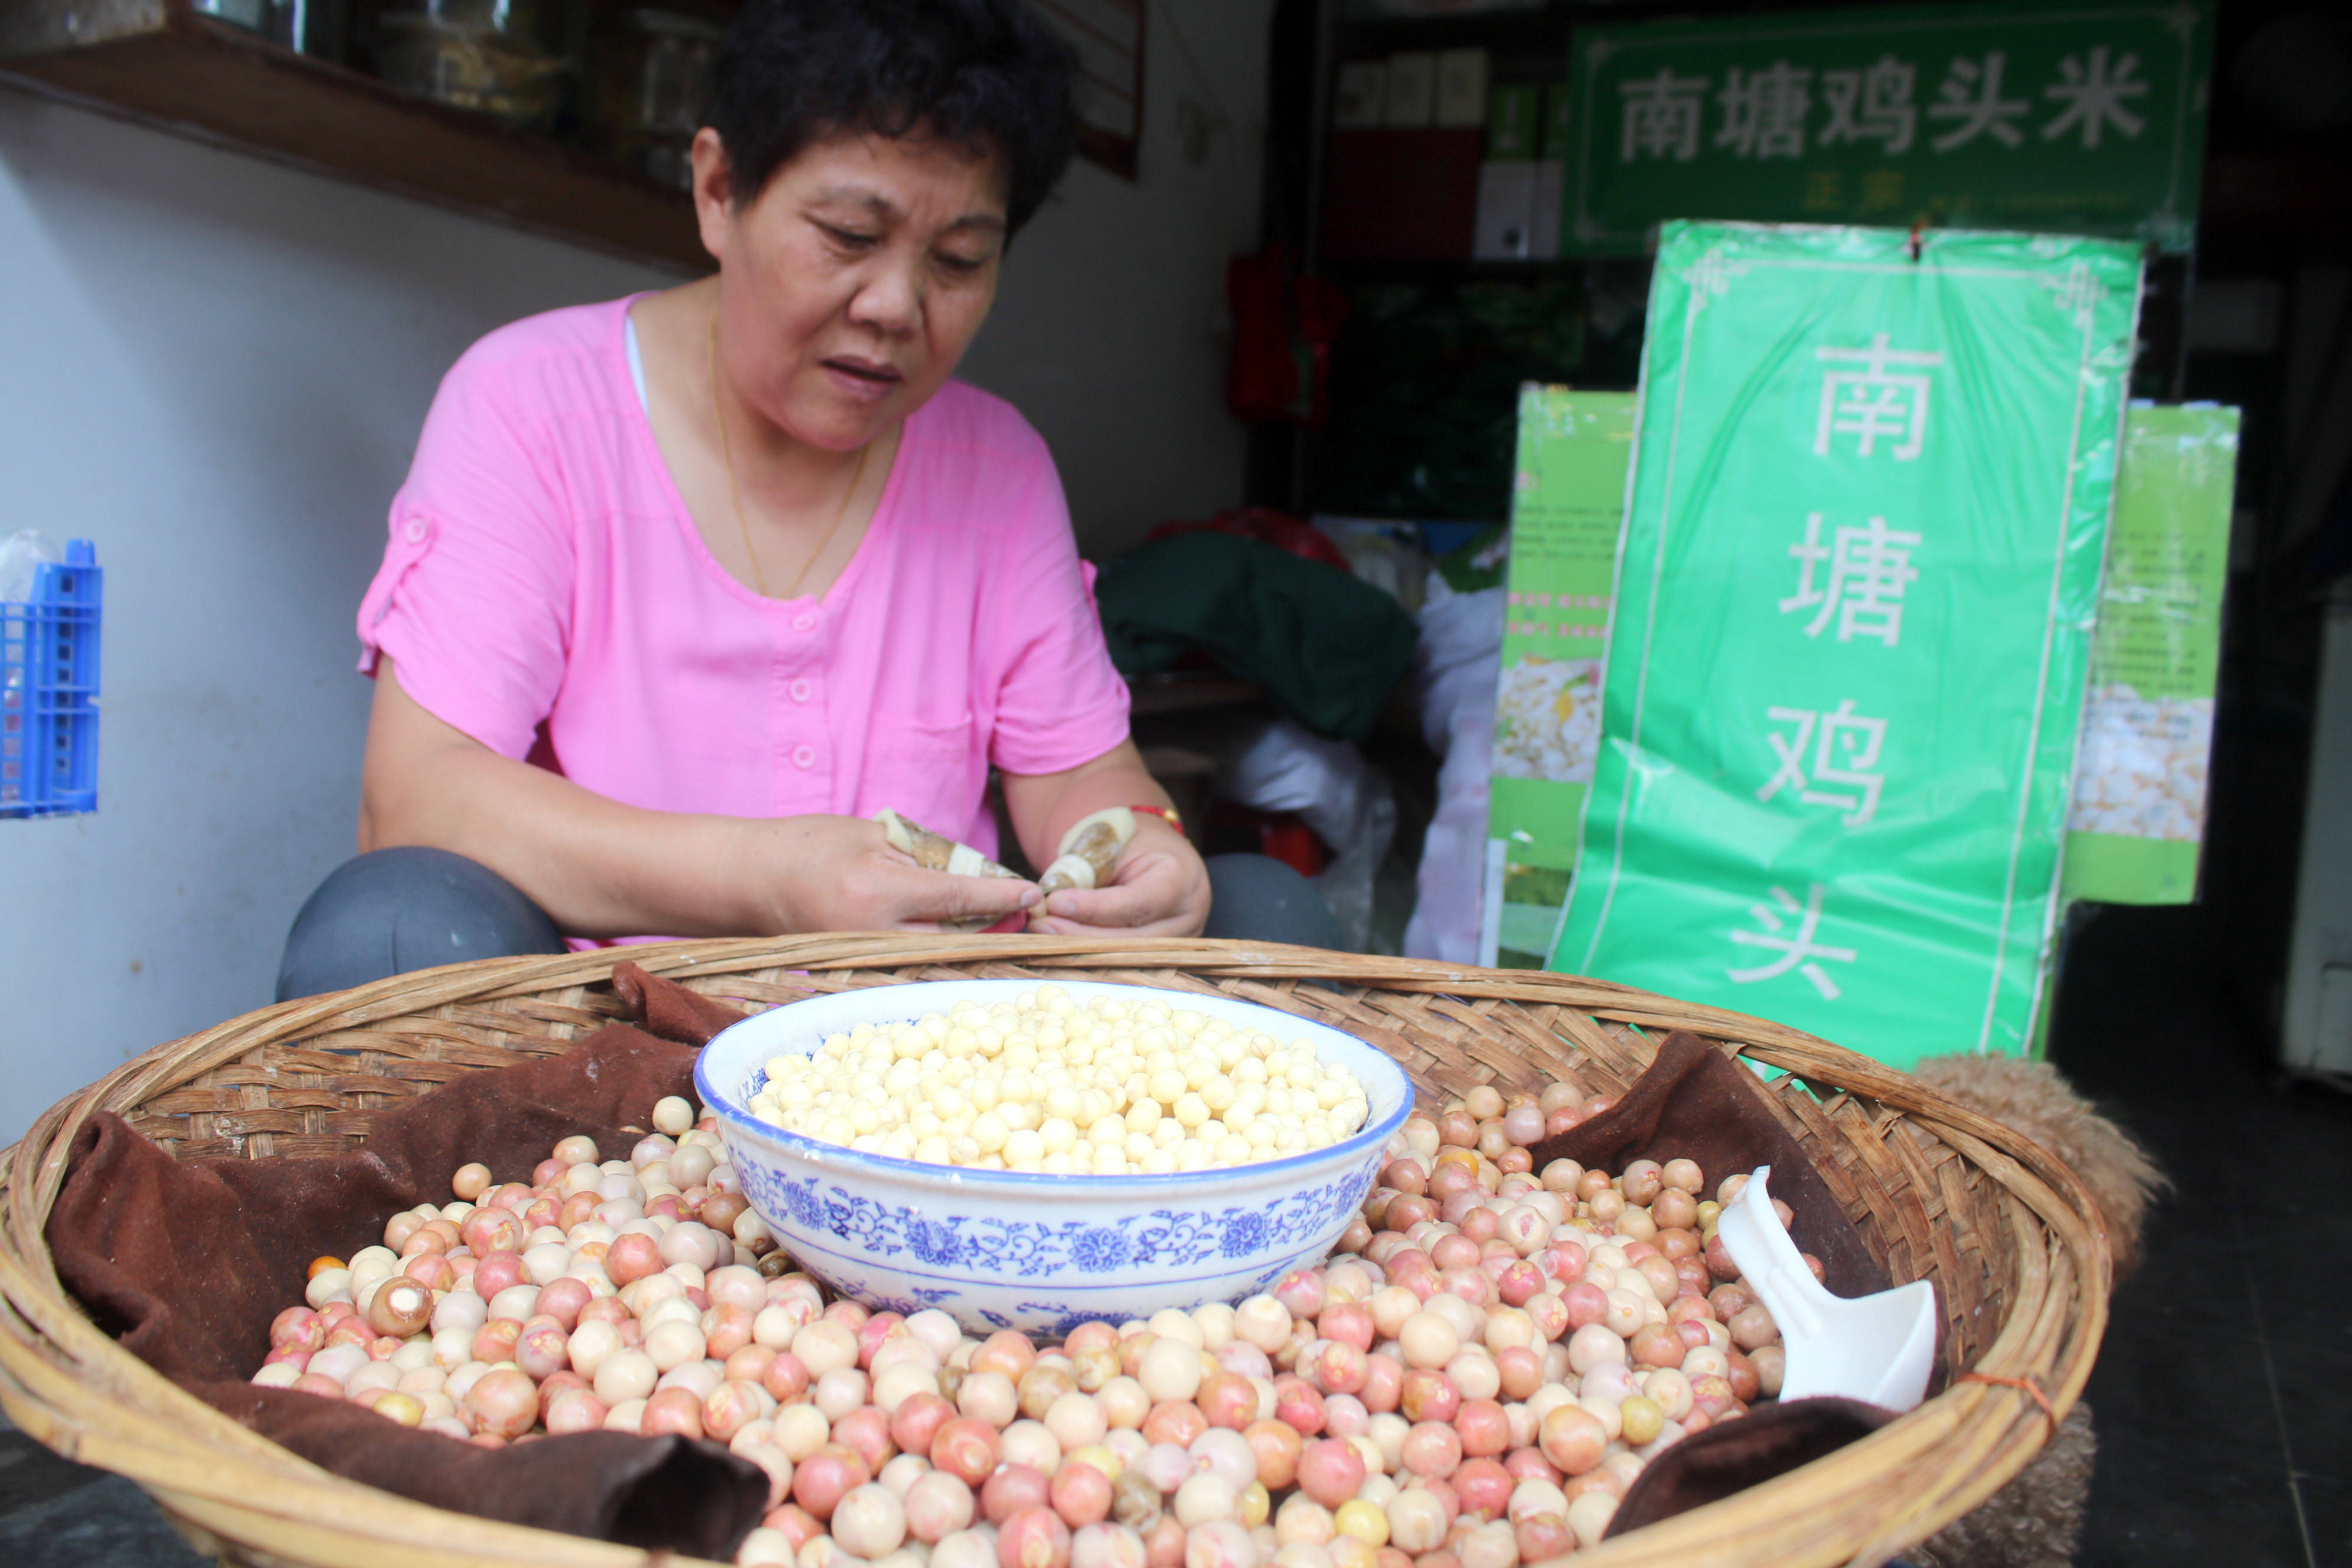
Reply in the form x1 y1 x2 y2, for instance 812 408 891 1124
1716 1165 1939 1412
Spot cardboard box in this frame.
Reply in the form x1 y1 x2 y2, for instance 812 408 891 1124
1540 84 1574 162
1384 52 1435 126
1475 162 1538 258
1334 60 1387 130
1487 84 1540 161
1530 161 1563 258
1435 49 1489 128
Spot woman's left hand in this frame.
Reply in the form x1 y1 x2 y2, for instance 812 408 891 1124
1028 821 1210 937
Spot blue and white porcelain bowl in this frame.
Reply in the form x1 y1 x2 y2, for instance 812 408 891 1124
695 979 1413 1337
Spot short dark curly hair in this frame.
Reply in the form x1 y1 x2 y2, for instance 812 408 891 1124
707 0 1080 236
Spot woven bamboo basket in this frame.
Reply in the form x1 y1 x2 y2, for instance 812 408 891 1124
0 935 2108 1568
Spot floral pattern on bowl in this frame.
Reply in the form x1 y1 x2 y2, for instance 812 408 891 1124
696 979 1412 1334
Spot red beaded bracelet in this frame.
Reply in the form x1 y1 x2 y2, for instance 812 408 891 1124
1131 803 1185 837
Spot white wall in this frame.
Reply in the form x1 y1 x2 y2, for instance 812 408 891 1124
962 0 1271 554
0 93 676 1146
0 2 1267 1148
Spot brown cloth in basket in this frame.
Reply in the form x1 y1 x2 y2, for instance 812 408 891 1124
1524 1030 1909 1539
1528 1029 1887 1298
1606 1397 1897 1536
46 963 769 1559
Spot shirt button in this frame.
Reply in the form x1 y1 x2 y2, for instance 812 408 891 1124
403 519 427 544
789 679 813 703
793 745 816 769
792 612 816 633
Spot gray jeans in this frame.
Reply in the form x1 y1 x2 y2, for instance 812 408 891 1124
277 847 1344 1001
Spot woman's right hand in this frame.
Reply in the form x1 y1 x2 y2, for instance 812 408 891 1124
365 662 1038 938
741 814 1041 935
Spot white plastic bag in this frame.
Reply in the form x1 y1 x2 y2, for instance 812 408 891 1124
0 530 63 606
1219 718 1396 953
1403 580 1504 963
1316 518 1434 613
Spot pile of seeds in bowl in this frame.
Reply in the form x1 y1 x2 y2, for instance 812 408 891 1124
741 986 1373 1174
254 1077 1799 1567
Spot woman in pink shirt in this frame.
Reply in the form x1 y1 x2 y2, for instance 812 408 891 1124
279 0 1341 996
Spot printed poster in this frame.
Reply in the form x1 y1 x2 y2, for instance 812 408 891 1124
2061 403 2237 904
1482 389 1634 966
1554 221 2142 1067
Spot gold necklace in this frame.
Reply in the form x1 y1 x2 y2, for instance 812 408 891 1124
709 311 870 600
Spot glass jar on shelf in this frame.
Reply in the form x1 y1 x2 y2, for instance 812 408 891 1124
273 0 352 62
193 0 350 63
361 0 584 133
582 7 729 189
191 0 275 33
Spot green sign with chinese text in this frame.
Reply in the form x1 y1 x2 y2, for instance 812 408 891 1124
1563 0 2211 256
1555 222 2143 1068
2061 402 2237 904
1485 388 1635 964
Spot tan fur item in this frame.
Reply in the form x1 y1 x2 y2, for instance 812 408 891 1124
1906 1053 2165 1568
1914 1403 2098 1568
1912 1054 2166 1278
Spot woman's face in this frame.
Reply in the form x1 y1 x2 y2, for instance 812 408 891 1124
695 125 1010 452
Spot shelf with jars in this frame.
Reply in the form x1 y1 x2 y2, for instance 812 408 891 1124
0 0 733 271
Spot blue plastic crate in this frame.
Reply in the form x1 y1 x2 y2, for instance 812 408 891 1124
1 539 101 819
1416 520 1492 558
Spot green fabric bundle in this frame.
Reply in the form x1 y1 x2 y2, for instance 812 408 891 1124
1097 533 1417 742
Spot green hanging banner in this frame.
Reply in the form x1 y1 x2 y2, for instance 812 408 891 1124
1485 388 1636 966
1554 221 2142 1067
1561 0 2212 256
2060 403 2237 904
